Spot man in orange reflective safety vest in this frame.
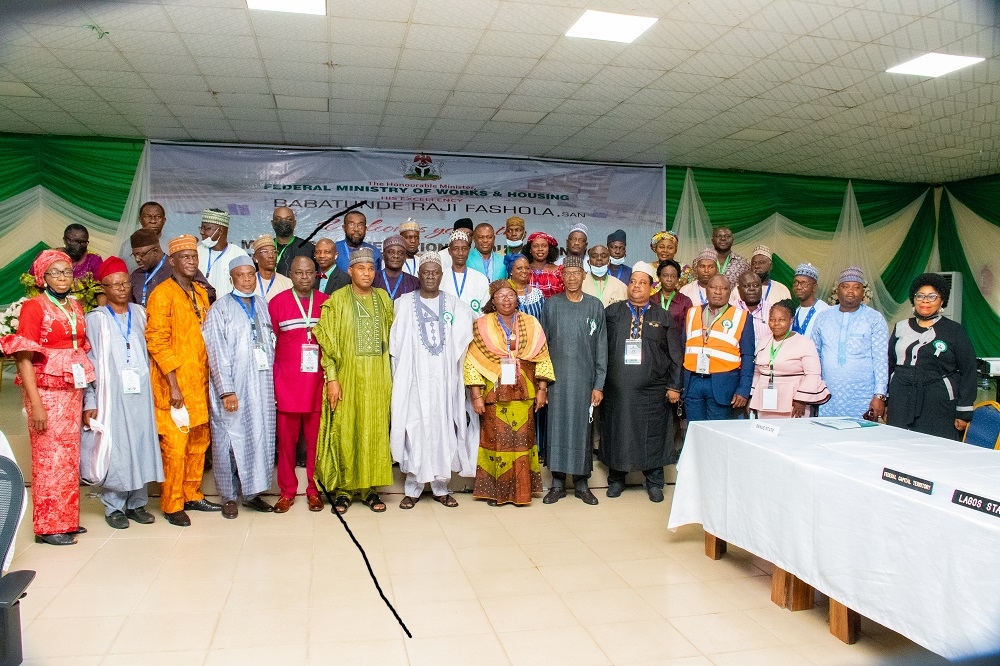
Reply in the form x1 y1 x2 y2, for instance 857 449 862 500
683 274 755 421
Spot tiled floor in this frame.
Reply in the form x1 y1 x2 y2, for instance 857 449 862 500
8 484 948 665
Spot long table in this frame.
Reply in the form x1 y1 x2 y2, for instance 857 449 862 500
667 417 1000 660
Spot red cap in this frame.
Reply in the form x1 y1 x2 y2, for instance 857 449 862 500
95 256 128 282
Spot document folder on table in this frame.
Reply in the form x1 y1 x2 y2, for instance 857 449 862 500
811 418 880 430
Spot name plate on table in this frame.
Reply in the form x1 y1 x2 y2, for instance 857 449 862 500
882 468 934 495
752 421 780 437
952 490 1000 519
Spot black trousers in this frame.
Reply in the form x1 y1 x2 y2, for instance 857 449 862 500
607 467 664 489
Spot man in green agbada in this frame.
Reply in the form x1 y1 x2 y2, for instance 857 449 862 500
314 246 394 514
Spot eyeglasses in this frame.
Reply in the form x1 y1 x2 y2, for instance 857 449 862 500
199 224 220 233
914 293 940 302
131 247 158 261
255 248 277 257
103 281 130 290
140 213 165 220
45 269 74 279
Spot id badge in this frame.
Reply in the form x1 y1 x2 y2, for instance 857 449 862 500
762 387 779 411
254 346 269 371
695 351 710 374
300 344 319 373
71 363 87 389
121 368 140 394
624 338 642 365
500 357 516 385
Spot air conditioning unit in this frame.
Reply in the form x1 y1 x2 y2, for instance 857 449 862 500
936 271 962 323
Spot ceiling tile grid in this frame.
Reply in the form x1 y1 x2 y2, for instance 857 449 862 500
0 0 997 181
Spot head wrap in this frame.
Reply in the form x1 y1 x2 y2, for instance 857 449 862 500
650 230 677 246
752 245 772 260
31 249 72 287
449 229 471 245
527 231 558 247
201 208 230 228
489 279 515 299
569 223 589 239
562 255 585 270
130 228 159 250
794 263 819 282
453 218 474 231
383 234 406 250
95 256 128 282
838 266 865 285
694 247 718 264
607 229 626 245
399 218 420 233
632 261 657 279
251 234 275 254
418 252 441 267
167 235 199 256
228 254 254 273
349 247 375 266
505 216 525 231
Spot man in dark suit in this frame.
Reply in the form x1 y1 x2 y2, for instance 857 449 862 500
313 238 351 295
682 274 755 421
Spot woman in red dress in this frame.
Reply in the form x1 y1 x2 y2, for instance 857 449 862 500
524 232 563 298
1 250 95 545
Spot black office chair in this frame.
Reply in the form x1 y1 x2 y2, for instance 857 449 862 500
0 455 34 666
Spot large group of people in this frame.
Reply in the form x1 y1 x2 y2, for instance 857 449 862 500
0 203 979 545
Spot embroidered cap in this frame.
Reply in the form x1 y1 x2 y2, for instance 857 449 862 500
418 252 442 267
383 234 406 250
505 216 525 230
752 244 772 260
167 234 199 256
449 229 471 245
399 218 420 233
694 247 718 264
251 234 275 254
838 266 865 285
228 254 254 273
562 255 585 270
794 263 820 282
201 208 230 228
349 247 376 266
569 223 589 239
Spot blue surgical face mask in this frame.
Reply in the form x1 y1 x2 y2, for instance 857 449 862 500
609 256 625 266
590 264 609 278
506 237 524 248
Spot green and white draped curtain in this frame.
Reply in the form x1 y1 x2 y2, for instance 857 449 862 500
0 133 148 304
665 166 1000 357
0 132 997 355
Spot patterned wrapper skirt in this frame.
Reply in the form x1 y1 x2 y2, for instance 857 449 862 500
473 398 542 506
25 386 82 535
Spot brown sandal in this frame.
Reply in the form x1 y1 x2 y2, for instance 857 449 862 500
332 495 351 514
363 493 387 513
399 496 420 510
433 494 459 508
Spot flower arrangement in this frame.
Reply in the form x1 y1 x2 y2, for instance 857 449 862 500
0 297 27 338
18 271 103 313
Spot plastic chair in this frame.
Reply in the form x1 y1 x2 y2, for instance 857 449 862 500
0 455 34 666
963 401 1000 450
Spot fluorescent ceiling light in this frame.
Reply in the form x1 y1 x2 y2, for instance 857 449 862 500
565 10 657 44
246 0 326 15
886 53 984 77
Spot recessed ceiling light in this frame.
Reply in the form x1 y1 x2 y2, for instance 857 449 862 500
886 53 984 77
246 0 326 15
565 10 657 44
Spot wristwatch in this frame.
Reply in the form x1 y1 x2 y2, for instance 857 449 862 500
874 393 887 402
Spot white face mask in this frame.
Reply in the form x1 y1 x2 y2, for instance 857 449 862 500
199 231 220 248
506 238 524 248
590 264 609 278
609 256 625 266
233 287 256 298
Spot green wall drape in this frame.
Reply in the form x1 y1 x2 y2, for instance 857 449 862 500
946 173 1000 228
880 190 937 302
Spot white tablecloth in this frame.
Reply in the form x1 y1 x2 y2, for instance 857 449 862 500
0 431 26 571
668 418 1000 660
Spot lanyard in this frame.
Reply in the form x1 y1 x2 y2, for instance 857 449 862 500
660 290 675 311
381 269 404 299
702 305 729 344
497 313 517 356
232 293 258 343
257 273 276 298
206 248 219 278
698 285 707 305
276 242 291 270
171 277 204 322
106 305 133 364
769 332 791 369
716 254 731 275
452 269 468 298
793 306 815 335
764 281 772 301
627 302 650 339
293 291 316 343
405 256 417 275
46 292 78 350
142 255 166 306
593 275 606 303
610 265 625 281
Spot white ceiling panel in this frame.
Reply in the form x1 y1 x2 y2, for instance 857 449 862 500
107 31 190 57
411 0 499 30
163 5 253 35
124 53 201 76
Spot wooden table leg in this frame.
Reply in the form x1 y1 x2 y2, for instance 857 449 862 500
704 532 727 560
770 566 815 610
829 598 860 644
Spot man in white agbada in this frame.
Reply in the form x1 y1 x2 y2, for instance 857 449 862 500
82 256 164 529
389 252 475 509
202 255 276 518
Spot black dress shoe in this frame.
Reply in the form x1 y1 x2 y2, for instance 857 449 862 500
105 511 129 530
35 533 76 546
647 486 665 503
185 499 222 512
575 489 599 505
164 510 191 527
542 487 566 504
125 507 155 524
69 525 87 534
222 501 238 519
242 496 274 513
606 483 624 498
